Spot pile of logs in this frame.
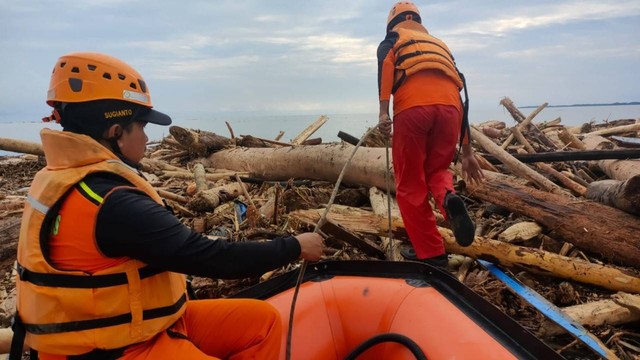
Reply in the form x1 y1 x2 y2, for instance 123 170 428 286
1 99 639 358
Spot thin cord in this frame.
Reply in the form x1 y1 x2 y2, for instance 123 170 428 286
285 125 379 360
384 137 394 260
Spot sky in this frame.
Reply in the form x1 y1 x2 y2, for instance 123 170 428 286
1 0 639 125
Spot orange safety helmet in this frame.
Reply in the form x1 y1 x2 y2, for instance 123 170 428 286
387 1 422 32
45 52 170 126
47 52 154 107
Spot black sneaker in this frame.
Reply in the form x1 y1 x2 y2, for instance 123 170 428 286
401 247 449 268
421 254 449 268
443 192 475 247
400 247 417 260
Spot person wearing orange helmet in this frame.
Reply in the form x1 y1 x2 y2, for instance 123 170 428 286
10 52 323 360
377 2 484 267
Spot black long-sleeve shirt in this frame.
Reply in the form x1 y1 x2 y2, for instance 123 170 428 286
84 172 301 279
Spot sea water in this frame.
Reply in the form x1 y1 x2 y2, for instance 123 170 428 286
1 104 639 156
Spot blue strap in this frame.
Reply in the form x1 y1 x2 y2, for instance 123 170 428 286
477 260 609 359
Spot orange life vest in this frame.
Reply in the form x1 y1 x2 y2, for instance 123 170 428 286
392 27 463 92
16 129 187 355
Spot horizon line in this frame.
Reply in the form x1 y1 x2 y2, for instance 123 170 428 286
520 101 640 109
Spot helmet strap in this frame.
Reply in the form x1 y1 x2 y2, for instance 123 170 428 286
108 138 124 156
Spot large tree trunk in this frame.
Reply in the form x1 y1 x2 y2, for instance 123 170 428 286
465 170 640 268
207 144 395 191
583 135 640 181
586 175 640 216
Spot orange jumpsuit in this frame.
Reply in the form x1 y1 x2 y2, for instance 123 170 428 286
378 24 464 259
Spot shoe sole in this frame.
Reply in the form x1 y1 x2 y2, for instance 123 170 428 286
445 195 475 247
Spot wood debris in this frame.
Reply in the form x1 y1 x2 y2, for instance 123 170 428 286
1 105 639 359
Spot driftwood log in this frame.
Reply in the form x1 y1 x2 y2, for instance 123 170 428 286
169 126 231 156
586 175 640 216
206 144 395 191
368 187 402 261
291 115 328 145
464 170 640 268
290 206 385 258
558 128 587 150
482 149 640 164
237 135 276 148
470 127 567 195
499 98 556 149
501 102 548 150
537 292 640 337
443 234 640 294
582 136 640 181
0 137 44 156
584 123 640 137
188 183 244 212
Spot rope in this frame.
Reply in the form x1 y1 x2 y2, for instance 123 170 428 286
384 137 395 259
285 125 380 360
343 332 427 360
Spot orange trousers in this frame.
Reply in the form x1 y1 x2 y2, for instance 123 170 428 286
38 299 282 360
392 104 461 259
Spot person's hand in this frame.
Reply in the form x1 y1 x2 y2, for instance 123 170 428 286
295 232 324 262
378 114 392 137
461 153 484 185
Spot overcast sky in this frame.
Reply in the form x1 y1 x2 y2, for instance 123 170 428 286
1 0 639 124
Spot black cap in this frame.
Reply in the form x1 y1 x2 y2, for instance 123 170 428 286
142 108 172 126
60 99 171 138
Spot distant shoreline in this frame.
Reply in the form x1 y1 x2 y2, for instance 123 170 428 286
520 101 640 109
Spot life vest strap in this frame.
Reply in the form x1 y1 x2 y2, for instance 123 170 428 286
9 312 26 360
23 293 187 334
453 72 470 164
395 50 456 69
394 38 455 61
17 262 164 288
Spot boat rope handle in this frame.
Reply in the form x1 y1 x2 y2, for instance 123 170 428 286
285 124 382 360
344 332 427 360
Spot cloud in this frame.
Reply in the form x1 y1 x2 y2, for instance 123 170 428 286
447 1 640 37
293 34 377 66
0 0 638 120
145 56 261 80
497 43 640 60
126 35 216 56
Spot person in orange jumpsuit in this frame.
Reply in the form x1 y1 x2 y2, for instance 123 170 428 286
11 52 324 360
377 2 484 267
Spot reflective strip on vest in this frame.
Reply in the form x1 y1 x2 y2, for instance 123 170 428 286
79 181 104 204
27 194 49 214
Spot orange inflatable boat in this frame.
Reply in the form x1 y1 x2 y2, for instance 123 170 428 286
233 260 564 360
